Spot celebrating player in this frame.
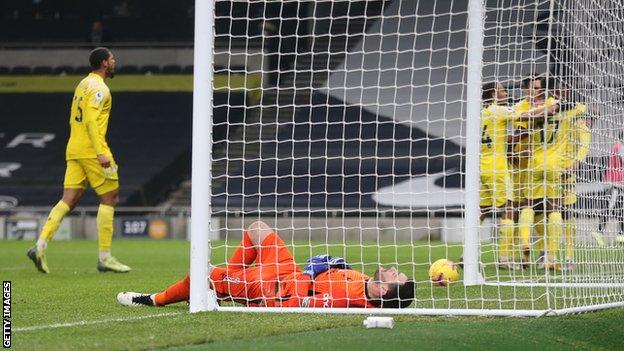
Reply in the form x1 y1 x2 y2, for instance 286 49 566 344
560 108 591 268
27 47 131 274
479 82 518 269
510 76 559 264
117 221 415 308
525 80 587 270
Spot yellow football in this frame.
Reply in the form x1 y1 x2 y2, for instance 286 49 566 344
429 259 460 286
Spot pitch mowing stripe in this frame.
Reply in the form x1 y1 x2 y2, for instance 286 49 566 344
14 312 184 332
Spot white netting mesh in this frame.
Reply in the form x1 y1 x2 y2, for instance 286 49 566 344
205 0 624 315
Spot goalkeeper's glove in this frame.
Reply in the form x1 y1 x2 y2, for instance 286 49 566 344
302 254 351 279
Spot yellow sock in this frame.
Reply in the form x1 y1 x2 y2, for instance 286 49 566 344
519 208 535 248
39 200 71 242
97 204 115 253
564 216 576 260
498 218 515 260
547 212 563 261
535 214 545 252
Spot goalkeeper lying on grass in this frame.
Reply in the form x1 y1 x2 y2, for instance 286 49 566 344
118 221 415 308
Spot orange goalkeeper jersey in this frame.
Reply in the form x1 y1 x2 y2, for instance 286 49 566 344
211 267 376 308
269 269 377 308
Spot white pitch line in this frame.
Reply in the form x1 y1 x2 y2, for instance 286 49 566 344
15 312 184 332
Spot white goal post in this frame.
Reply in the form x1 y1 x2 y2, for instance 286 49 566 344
189 0 624 316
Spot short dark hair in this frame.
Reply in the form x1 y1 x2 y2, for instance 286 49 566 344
481 82 497 105
89 47 111 69
522 75 545 89
374 280 415 309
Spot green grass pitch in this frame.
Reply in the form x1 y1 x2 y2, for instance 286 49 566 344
1 239 623 350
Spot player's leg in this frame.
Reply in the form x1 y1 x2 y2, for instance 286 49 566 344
562 209 576 270
226 224 263 271
27 160 86 273
518 204 535 262
118 275 190 307
248 220 299 279
96 188 130 272
534 212 546 268
525 163 557 266
545 198 563 271
592 186 615 246
492 172 518 269
119 270 232 307
562 179 578 269
211 221 299 306
82 158 130 272
498 201 518 270
512 166 529 249
39 188 84 246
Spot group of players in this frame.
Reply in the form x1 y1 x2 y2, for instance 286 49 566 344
480 76 590 271
26 47 416 309
26 46 589 309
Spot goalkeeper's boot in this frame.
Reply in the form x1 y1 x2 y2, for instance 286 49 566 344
26 246 49 274
591 231 606 247
117 292 155 307
97 257 131 273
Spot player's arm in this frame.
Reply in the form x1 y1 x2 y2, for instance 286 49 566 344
82 90 110 167
302 255 351 279
563 117 591 177
507 127 531 164
264 292 352 308
515 102 559 122
575 122 591 162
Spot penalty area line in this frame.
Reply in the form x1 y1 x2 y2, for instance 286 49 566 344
15 311 184 332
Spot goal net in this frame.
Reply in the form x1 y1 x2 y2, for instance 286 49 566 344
194 0 624 316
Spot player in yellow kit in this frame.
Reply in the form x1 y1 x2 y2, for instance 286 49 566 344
27 47 131 274
509 76 559 264
526 82 586 270
479 82 518 269
560 117 591 269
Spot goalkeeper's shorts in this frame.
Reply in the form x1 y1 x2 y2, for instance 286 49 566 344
210 232 299 302
64 158 119 195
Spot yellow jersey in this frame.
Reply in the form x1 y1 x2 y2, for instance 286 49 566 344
511 97 558 157
533 103 587 169
480 103 513 171
66 73 112 160
573 117 591 162
555 104 589 167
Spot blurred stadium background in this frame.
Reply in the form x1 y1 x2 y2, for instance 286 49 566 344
2 0 624 349
1 0 424 242
1 0 609 243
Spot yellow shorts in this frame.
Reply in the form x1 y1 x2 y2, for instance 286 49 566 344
480 171 513 208
511 167 528 203
64 158 119 195
525 168 562 200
